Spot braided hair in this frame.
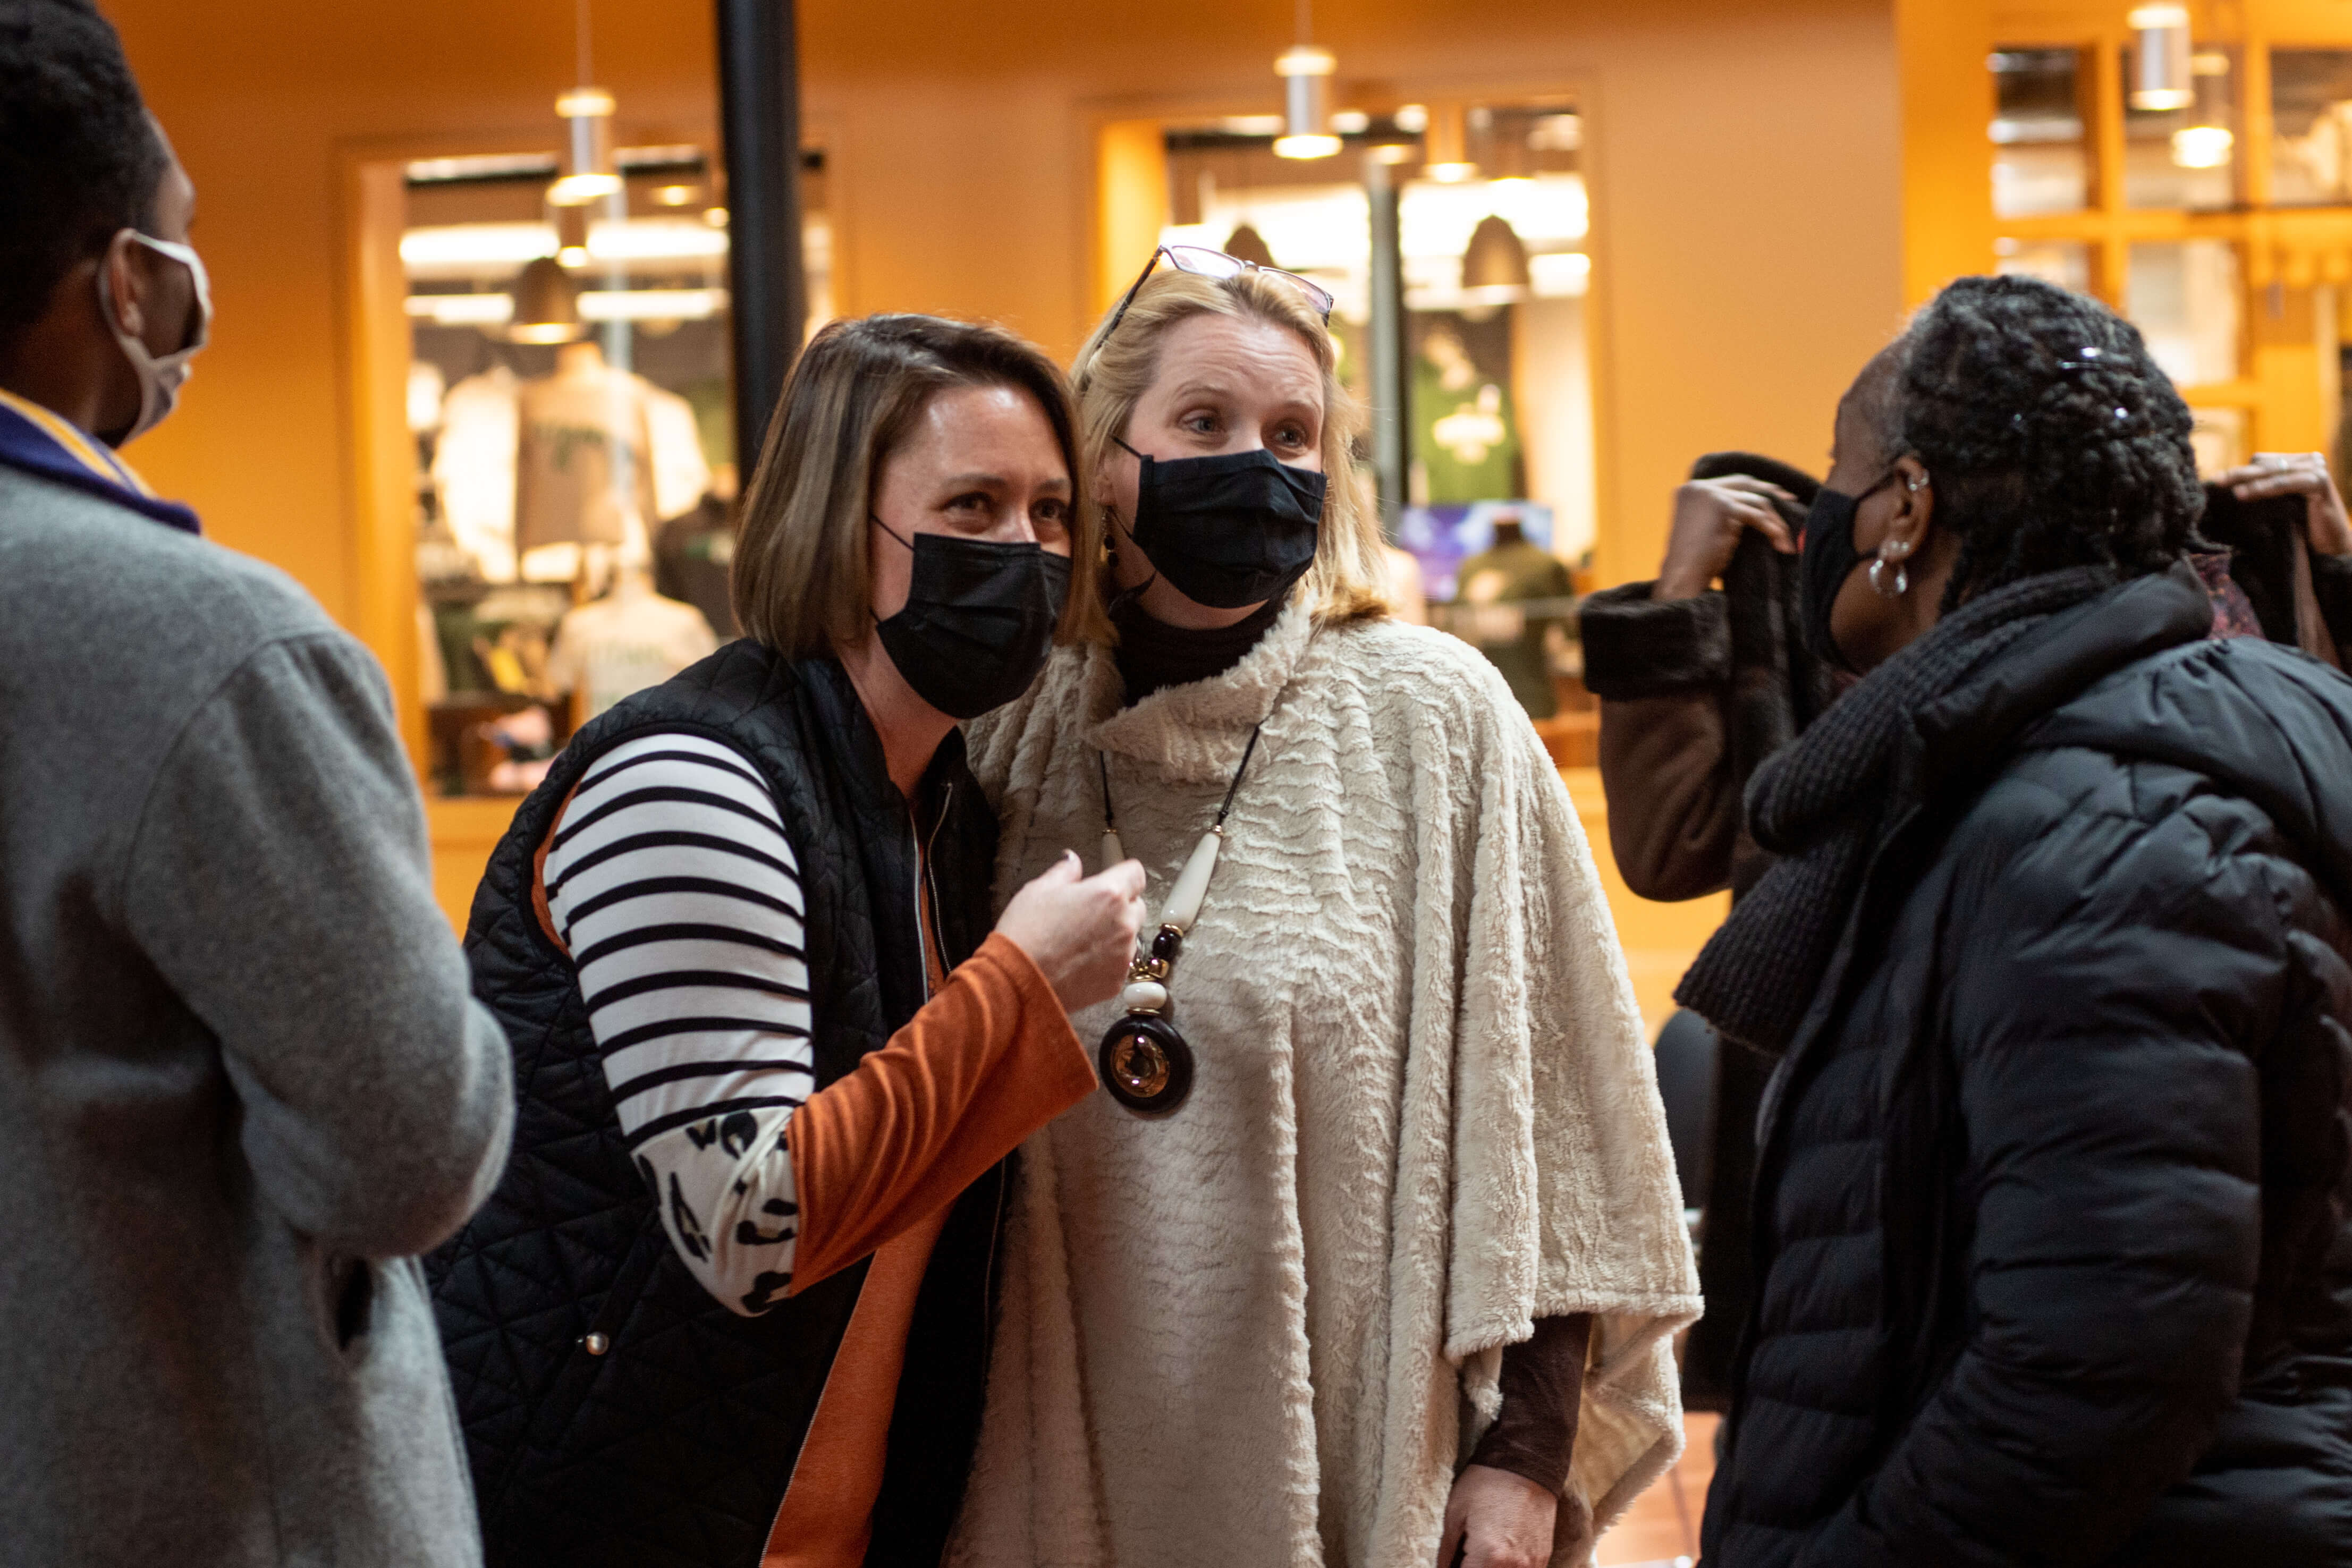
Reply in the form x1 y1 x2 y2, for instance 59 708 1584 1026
1893 274 2202 611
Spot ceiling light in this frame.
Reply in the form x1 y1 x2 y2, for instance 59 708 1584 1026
508 257 583 343
579 287 729 322
654 184 698 206
1221 114 1286 137
1424 104 1477 183
556 245 591 267
405 293 517 325
547 172 621 206
2172 124 2235 167
556 86 615 119
1393 104 1429 132
1224 224 1279 268
1527 252 1590 298
548 72 619 208
1275 44 1338 160
1461 214 1532 296
704 207 729 228
2129 5 2194 111
1331 109 1369 134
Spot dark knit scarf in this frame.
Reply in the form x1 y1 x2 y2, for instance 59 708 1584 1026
1676 566 2116 1055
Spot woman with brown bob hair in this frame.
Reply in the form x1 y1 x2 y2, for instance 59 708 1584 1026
434 313 1147 1568
950 255 1700 1568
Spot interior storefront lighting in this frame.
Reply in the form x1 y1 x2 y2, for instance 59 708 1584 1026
1461 214 1532 300
2172 124 2235 167
1222 115 1286 137
1527 252 1590 296
1331 110 1370 134
1393 104 1429 133
704 207 729 228
2129 5 2194 112
1424 105 1477 183
654 184 698 206
409 287 730 328
508 256 585 343
555 205 591 270
400 218 730 281
548 88 621 206
548 0 621 206
1224 224 1280 268
1274 45 1341 159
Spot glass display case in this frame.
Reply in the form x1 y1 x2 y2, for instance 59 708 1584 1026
1993 48 2091 218
397 146 828 796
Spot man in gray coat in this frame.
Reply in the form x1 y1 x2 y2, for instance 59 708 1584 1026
0 4 514 1563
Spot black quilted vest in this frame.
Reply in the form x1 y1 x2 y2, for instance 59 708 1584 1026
429 641 1005 1568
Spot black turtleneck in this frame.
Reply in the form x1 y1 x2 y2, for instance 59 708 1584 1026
1111 590 1288 704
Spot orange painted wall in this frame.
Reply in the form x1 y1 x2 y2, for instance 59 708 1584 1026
107 0 1904 621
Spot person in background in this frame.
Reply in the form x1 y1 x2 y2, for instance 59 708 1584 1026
951 248 1698 1568
1691 273 2352 1564
0 4 516 1564
1577 453 1826 1417
1453 509 1575 718
434 313 1147 1568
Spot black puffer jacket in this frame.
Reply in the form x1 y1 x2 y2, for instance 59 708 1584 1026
431 643 1006 1568
1703 568 2352 1566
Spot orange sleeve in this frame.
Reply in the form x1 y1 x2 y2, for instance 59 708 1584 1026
784 932 1095 1292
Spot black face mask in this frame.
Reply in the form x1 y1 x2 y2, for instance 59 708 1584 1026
1114 437 1326 609
872 518 1071 721
1799 471 1893 674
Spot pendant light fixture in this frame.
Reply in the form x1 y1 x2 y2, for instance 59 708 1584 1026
509 256 585 343
1273 0 1340 159
548 1 621 206
2128 4 2194 112
1224 224 1279 269
1424 104 1477 183
1461 214 1532 301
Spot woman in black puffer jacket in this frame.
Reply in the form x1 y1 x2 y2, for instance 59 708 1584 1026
1689 274 2352 1566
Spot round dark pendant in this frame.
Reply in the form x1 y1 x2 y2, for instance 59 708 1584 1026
1097 1012 1194 1116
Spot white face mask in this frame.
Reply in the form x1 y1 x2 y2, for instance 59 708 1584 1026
96 230 212 447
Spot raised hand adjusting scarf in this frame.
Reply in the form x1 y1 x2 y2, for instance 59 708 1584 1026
1676 565 2119 1056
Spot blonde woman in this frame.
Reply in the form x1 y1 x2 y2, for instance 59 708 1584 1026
951 250 1700 1568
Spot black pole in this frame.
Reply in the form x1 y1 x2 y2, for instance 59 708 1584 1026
1365 154 1410 538
717 0 805 481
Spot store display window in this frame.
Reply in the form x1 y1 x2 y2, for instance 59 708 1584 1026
399 145 830 796
1992 47 2092 218
2269 49 2352 206
1995 238 2094 294
1153 96 1594 723
2128 239 2242 388
2122 44 2237 210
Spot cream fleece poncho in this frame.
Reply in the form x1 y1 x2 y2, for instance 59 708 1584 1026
950 600 1701 1568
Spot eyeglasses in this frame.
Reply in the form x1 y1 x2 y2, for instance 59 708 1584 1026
1102 244 1335 342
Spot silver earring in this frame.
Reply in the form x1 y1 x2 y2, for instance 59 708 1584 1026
1869 538 1911 598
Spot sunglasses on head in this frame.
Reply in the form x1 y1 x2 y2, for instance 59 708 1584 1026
1102 244 1335 342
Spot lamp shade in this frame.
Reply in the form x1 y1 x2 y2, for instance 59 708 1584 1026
1224 223 1280 269
1462 214 1532 292
509 257 584 343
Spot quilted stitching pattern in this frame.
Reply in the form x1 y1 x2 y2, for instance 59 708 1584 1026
429 643 1003 1568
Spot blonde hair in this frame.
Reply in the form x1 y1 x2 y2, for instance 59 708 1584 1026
1068 266 1389 634
731 312 1103 655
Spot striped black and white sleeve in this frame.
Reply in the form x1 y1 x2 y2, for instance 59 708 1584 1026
542 731 813 1316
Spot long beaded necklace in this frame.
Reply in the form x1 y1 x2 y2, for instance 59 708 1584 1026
1092 723 1264 1116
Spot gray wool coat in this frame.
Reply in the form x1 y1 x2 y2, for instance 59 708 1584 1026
0 465 513 1566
